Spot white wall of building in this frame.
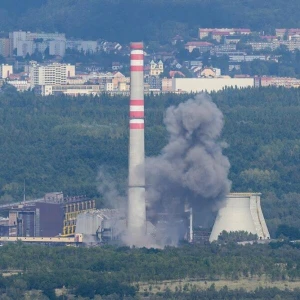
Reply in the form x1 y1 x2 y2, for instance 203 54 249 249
7 80 30 92
172 78 254 93
0 64 13 79
9 31 27 49
29 62 75 88
49 40 66 57
66 64 75 77
17 40 35 57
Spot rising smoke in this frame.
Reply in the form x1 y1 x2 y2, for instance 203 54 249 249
145 94 231 243
97 94 231 248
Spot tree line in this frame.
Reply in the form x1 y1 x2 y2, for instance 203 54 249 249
1 0 300 43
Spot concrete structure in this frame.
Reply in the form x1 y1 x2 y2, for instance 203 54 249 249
128 42 146 240
0 64 13 79
209 193 270 242
172 77 254 93
75 209 126 243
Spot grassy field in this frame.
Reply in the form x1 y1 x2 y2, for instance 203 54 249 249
137 277 300 294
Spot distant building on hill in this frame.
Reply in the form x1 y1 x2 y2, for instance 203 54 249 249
150 60 164 76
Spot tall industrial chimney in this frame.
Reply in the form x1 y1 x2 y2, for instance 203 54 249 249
127 42 146 238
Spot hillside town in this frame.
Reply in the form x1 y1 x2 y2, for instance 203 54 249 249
0 28 300 96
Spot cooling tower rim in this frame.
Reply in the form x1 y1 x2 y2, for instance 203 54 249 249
227 192 261 198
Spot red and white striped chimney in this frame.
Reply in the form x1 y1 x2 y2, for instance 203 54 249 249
128 42 146 237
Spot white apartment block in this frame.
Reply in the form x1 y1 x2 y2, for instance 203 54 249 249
249 39 300 51
10 31 66 57
0 38 11 57
29 62 75 88
9 31 27 49
66 40 98 53
49 40 66 57
17 40 35 57
0 64 13 79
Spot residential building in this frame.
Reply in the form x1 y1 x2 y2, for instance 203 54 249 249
35 84 102 96
260 76 300 88
10 31 66 57
275 28 300 38
9 31 27 50
211 44 237 54
17 40 35 57
29 62 75 88
229 55 270 63
0 64 13 79
7 80 30 92
185 41 213 53
0 38 11 57
49 40 66 57
162 78 173 92
248 39 300 51
66 64 76 77
200 67 221 78
105 82 114 92
199 28 251 39
145 75 162 90
224 36 241 44
150 60 164 76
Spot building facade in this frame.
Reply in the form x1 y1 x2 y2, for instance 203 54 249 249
0 64 13 79
29 62 75 88
150 60 164 76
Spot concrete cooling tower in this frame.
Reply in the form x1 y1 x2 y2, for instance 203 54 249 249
209 193 270 242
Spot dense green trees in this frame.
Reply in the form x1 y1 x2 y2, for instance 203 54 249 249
1 0 300 43
0 87 299 236
0 241 300 298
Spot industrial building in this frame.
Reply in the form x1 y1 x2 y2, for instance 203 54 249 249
0 193 95 238
209 193 270 242
75 209 126 244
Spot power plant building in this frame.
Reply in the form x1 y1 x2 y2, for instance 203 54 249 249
0 193 95 238
209 193 270 242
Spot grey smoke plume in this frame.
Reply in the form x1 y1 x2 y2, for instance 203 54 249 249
97 167 127 211
146 94 231 231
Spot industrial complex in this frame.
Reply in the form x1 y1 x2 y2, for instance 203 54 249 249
0 42 271 247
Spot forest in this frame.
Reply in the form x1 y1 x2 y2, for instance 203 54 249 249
0 87 299 239
0 0 300 42
0 241 300 299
